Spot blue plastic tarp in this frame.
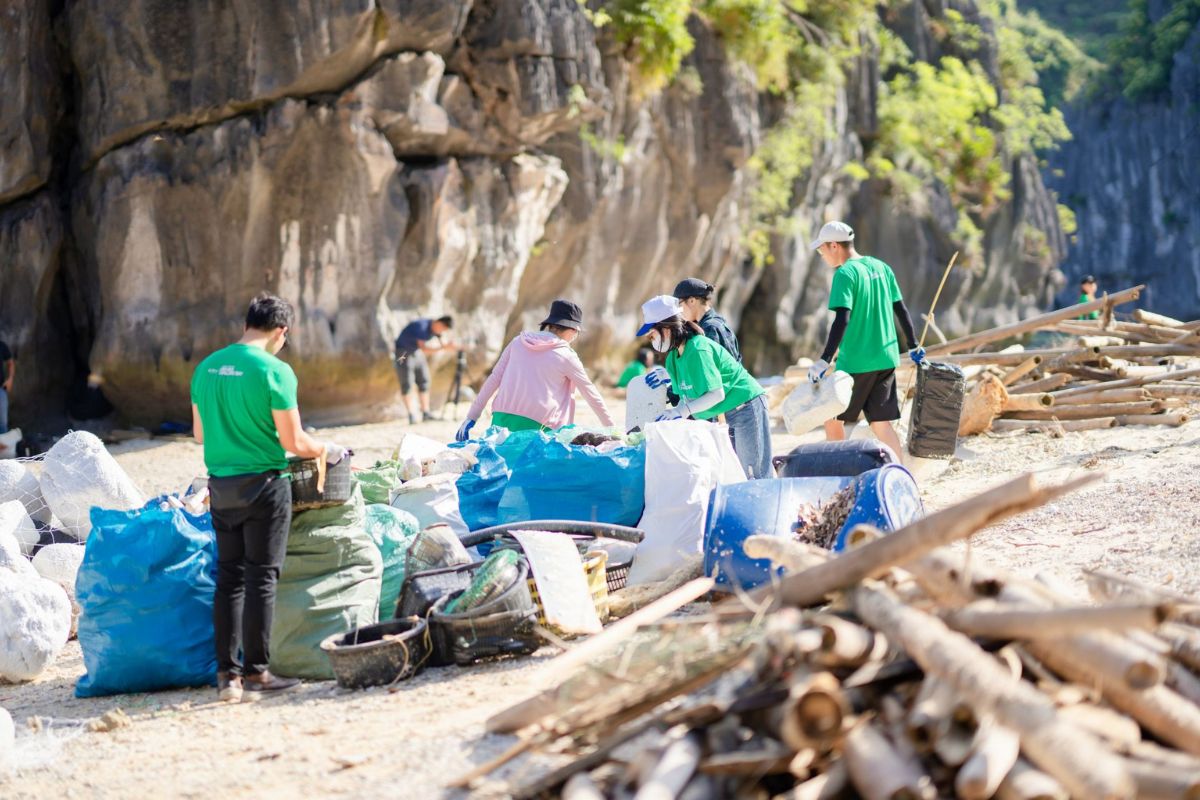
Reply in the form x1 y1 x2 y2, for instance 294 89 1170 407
449 433 511 531
76 498 217 697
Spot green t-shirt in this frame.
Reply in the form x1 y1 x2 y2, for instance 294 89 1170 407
828 255 904 374
666 336 764 420
190 343 298 477
1078 293 1099 320
616 360 647 388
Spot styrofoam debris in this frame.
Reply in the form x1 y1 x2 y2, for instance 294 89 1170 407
0 570 72 682
32 543 85 592
0 460 49 525
0 707 14 774
39 431 144 539
0 500 39 562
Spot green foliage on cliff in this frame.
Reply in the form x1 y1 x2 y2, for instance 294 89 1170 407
1107 0 1200 100
592 0 1073 265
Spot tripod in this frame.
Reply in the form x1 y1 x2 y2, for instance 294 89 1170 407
441 350 468 421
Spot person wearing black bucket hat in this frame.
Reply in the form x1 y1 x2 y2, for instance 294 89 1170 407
672 278 742 363
1078 275 1100 320
456 299 613 440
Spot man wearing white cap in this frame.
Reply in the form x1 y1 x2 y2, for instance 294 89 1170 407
807 221 923 458
637 295 772 479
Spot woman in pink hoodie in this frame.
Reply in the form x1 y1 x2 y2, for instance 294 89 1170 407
456 300 615 441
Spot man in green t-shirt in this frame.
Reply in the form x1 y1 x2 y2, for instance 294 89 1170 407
191 293 346 702
807 222 923 459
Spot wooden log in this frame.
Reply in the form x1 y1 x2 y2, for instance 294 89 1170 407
996 759 1068 800
1048 364 1127 381
1052 366 1200 399
563 773 606 800
1002 356 1043 386
1003 400 1164 421
843 722 937 800
697 750 793 777
1135 309 1188 328
1009 373 1072 394
989 417 1116 434
956 721 1021 800
943 602 1171 639
1118 412 1190 427
634 730 702 800
908 677 959 753
1123 757 1200 800
960 374 1009 436
608 556 705 619
743 535 832 572
1002 392 1055 411
1125 741 1200 772
853 583 1135 799
1047 387 1150 405
927 286 1144 356
735 473 1099 610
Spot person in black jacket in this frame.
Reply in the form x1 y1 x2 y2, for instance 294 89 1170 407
672 278 742 363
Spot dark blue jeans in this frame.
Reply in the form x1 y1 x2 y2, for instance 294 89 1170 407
725 394 773 479
0 387 8 433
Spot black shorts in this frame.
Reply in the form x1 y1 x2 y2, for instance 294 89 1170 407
837 368 900 423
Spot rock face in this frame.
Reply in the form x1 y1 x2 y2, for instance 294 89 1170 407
1046 18 1200 320
0 0 1070 426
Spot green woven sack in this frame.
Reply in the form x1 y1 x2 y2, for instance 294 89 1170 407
364 503 419 618
355 460 404 505
269 486 382 679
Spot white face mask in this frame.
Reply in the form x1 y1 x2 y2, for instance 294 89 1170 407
650 328 671 353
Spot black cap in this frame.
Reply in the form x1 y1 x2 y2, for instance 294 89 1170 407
1080 274 1096 284
672 277 714 300
540 299 583 331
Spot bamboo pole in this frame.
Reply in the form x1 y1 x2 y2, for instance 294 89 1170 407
1123 758 1200 800
771 672 849 750
942 603 1171 639
1118 412 1190 427
813 615 877 666
1002 393 1055 411
1147 386 1200 399
634 730 702 800
926 285 1144 356
956 721 1021 800
989 417 1116 434
1046 387 1150 405
918 251 959 349
853 584 1135 799
1051 366 1200 399
1003 400 1163 420
1135 309 1187 328
996 759 1068 800
775 761 848 800
1002 356 1043 386
733 473 1099 610
843 721 937 800
1008 373 1072 394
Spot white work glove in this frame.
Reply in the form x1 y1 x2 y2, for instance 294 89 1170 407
808 358 830 384
644 367 672 389
654 402 689 422
324 443 350 464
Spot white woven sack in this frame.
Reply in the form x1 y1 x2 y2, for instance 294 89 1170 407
781 371 854 434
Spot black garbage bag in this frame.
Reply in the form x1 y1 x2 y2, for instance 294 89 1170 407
906 362 965 459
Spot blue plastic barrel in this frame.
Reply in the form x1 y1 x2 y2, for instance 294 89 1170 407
832 464 924 552
703 477 853 590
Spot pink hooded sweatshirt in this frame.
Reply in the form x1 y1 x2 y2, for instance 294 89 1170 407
467 332 614 429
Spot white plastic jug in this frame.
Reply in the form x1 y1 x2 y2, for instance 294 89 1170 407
782 371 854 434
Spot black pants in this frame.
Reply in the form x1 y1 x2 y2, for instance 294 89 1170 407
209 473 292 676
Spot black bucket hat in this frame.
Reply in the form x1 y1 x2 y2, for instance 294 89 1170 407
540 299 583 331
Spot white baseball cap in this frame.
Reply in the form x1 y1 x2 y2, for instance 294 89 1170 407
810 221 855 251
637 295 683 336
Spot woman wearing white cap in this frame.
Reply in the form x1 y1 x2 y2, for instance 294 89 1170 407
637 295 772 479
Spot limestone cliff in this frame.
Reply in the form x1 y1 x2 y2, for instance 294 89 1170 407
0 0 1068 426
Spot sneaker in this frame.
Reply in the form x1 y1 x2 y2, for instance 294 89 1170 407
408 413 418 425
217 672 243 703
423 411 437 422
242 671 300 701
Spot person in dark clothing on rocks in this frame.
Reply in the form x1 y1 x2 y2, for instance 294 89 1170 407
394 315 458 424
191 293 347 702
807 222 923 460
0 338 14 435
672 278 742 363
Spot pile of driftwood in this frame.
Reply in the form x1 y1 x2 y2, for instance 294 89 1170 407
918 285 1200 436
454 473 1200 799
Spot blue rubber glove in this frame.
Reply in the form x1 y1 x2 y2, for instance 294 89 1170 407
909 346 926 365
455 419 476 443
808 359 830 385
645 367 671 389
655 405 686 422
